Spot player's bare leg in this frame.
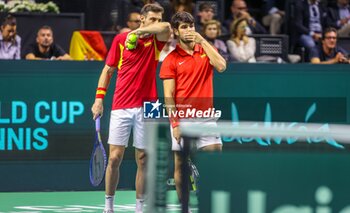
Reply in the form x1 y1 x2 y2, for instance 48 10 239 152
174 143 222 211
174 151 193 213
135 148 147 212
174 151 184 201
104 145 125 212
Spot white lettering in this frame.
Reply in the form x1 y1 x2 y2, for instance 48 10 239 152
247 186 350 213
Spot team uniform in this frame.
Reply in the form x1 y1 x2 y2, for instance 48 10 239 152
159 43 222 150
106 32 166 148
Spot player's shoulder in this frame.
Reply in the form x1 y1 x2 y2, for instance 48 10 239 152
163 50 180 64
168 46 182 58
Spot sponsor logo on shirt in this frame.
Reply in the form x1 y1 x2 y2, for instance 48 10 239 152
144 41 152 47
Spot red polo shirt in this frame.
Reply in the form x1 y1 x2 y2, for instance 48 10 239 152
106 32 166 110
159 43 214 112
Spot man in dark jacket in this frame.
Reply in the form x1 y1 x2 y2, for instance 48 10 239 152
293 0 327 54
224 0 267 35
327 0 350 37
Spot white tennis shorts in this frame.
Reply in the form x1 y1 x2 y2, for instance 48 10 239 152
108 107 145 149
170 119 222 151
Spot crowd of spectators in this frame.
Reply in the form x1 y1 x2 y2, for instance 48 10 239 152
1 0 350 64
0 15 71 61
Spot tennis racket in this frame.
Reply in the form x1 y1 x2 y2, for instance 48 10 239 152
89 116 107 186
179 143 200 194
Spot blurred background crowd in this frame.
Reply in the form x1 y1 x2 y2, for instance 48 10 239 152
1 0 350 64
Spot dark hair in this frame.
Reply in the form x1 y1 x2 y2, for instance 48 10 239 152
37 25 53 35
199 2 214 12
1 15 16 27
172 0 194 14
127 12 140 21
322 27 337 40
140 3 164 16
171 11 194 29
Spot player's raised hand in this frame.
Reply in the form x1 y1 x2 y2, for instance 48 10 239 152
193 32 205 44
184 32 204 44
125 32 139 50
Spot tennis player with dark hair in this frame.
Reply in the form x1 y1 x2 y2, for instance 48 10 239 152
160 11 226 212
91 3 171 213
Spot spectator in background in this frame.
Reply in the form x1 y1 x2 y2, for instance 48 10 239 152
224 0 267 35
120 12 141 33
25 25 72 60
294 0 327 55
227 17 256 62
172 0 194 14
203 20 230 61
114 0 144 32
262 0 285 35
310 27 349 63
144 0 173 22
195 2 215 34
0 15 20 60
114 0 172 32
327 0 350 37
196 2 228 36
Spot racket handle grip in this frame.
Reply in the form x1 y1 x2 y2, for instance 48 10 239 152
95 116 100 132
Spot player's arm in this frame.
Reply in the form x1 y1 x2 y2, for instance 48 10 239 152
133 22 171 42
91 65 115 119
163 78 181 142
193 32 226 72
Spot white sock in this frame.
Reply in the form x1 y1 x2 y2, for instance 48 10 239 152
105 195 114 210
136 198 144 211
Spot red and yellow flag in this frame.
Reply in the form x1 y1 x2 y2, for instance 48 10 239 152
70 31 107 61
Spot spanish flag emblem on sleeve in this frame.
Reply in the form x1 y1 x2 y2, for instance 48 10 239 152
69 31 107 61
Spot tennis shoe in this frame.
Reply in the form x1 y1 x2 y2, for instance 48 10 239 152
103 210 114 213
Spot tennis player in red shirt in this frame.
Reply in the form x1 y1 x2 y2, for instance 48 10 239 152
160 11 226 211
91 4 171 213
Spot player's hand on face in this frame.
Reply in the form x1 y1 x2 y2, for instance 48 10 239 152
184 32 195 42
91 99 103 120
184 32 204 44
173 126 181 143
193 32 205 44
